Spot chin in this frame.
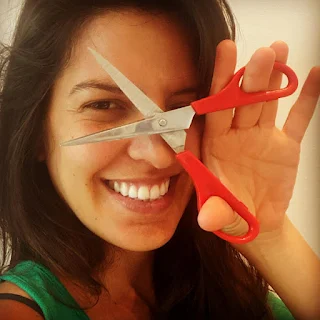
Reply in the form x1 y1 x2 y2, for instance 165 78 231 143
108 218 181 252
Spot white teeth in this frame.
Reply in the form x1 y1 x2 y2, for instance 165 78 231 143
128 185 138 199
150 185 160 200
159 182 166 196
114 181 120 193
138 186 149 201
108 179 170 201
120 182 129 196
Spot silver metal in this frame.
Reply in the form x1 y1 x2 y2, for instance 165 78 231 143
86 48 189 153
61 105 195 149
89 48 162 117
161 130 186 153
158 118 167 127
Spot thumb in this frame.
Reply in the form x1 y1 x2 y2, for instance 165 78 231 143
197 196 249 236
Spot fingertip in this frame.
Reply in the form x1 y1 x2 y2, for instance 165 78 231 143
197 197 235 232
270 41 289 63
270 40 289 52
215 39 237 62
217 39 236 51
310 66 320 79
197 210 213 232
302 65 320 97
211 40 237 94
249 47 276 64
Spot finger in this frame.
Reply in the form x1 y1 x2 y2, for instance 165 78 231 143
205 40 237 136
198 197 249 236
283 66 320 143
232 47 276 129
197 196 235 231
259 41 289 128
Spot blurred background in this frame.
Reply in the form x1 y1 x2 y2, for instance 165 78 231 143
0 0 319 255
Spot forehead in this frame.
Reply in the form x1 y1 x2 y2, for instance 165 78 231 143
57 9 197 94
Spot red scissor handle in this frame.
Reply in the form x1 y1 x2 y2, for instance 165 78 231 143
191 62 298 114
176 150 260 244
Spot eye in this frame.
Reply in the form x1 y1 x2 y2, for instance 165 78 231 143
167 96 197 111
82 100 122 111
169 104 185 110
167 102 191 111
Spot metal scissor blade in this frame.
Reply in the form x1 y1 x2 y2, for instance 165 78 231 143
89 48 163 117
160 131 187 153
88 48 191 153
61 106 195 147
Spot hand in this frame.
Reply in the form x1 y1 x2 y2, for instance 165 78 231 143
198 40 320 242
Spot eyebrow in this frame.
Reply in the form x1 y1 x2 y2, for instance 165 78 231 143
69 80 124 96
69 79 198 98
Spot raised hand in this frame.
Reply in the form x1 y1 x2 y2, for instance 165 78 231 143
198 40 320 241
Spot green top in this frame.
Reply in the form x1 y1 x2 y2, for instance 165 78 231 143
0 261 88 320
0 260 294 319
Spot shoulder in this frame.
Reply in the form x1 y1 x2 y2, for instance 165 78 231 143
0 281 43 320
0 281 33 298
0 300 44 319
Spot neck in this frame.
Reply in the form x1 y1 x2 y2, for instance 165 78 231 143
100 248 155 304
58 247 156 320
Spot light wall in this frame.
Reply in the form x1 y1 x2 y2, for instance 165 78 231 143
0 1 319 255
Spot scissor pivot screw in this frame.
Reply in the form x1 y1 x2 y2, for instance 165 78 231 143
158 119 167 127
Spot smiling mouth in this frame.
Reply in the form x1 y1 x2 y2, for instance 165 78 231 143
105 178 171 201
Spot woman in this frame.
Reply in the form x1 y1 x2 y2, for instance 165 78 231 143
0 0 319 319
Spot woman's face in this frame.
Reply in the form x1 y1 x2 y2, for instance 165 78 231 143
45 9 202 251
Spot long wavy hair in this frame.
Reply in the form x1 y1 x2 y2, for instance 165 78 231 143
0 0 273 318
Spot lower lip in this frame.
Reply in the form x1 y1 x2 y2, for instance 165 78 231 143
103 176 178 215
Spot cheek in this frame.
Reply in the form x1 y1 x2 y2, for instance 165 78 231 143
47 139 126 190
45 111 128 192
65 143 119 168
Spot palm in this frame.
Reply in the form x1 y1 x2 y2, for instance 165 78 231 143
203 125 300 232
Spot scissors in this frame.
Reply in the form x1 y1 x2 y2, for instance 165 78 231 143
62 48 298 244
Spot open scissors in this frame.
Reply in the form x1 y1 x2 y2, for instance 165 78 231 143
62 48 298 244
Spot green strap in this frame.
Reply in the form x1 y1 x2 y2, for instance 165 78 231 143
0 261 89 320
268 292 295 319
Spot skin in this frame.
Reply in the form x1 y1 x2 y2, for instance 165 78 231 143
46 10 201 253
1 8 320 320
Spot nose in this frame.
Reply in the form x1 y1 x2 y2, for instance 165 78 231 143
127 134 176 169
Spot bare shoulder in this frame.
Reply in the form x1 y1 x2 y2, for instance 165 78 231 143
0 281 33 298
0 299 43 319
0 281 43 319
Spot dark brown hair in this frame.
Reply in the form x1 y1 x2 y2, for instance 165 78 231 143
0 0 273 318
